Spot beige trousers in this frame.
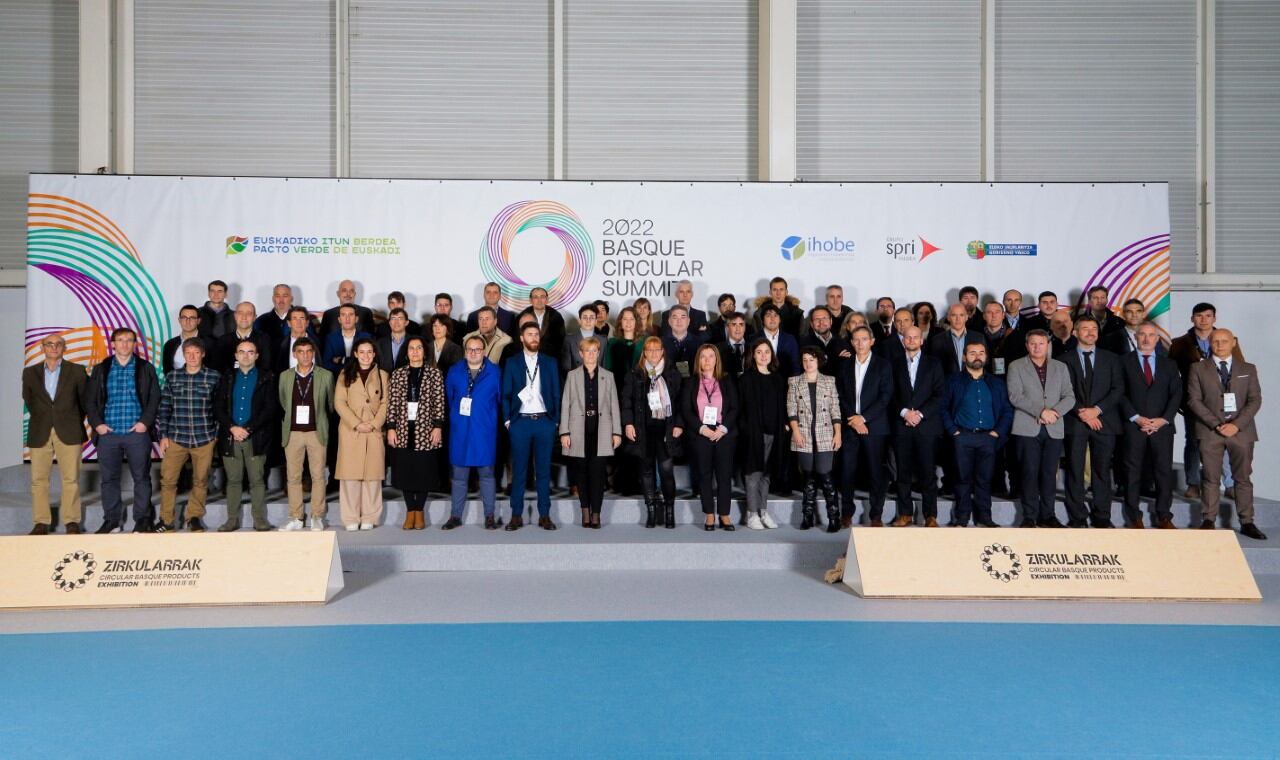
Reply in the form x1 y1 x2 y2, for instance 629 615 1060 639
159 440 216 524
285 431 328 520
339 480 383 526
30 429 83 526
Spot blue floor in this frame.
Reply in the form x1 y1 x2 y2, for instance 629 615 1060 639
2 620 1277 758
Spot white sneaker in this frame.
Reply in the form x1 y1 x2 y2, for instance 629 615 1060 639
760 510 778 529
280 519 304 531
345 524 359 532
310 518 326 531
747 513 765 530
359 522 374 531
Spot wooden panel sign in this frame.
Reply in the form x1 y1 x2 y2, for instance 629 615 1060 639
0 533 344 610
843 528 1261 602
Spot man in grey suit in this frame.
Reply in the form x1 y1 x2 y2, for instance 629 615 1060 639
562 303 599 374
1186 328 1265 540
1006 329 1076 527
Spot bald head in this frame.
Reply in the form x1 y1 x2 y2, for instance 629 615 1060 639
1209 328 1237 360
902 325 923 353
946 303 968 333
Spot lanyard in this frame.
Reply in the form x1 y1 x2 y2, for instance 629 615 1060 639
525 358 539 386
701 378 718 405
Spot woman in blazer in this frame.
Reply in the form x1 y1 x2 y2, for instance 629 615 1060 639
737 337 788 530
559 337 623 528
387 336 447 530
335 338 390 530
787 346 843 530
620 336 684 528
425 314 464 376
682 343 739 530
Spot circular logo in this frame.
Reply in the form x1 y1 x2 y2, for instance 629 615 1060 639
966 240 986 260
479 201 595 312
52 550 96 592
980 543 1021 583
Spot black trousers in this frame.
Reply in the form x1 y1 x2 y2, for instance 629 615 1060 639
1122 424 1174 524
893 428 939 519
689 432 736 516
571 418 608 514
1016 429 1063 524
841 433 888 522
1063 430 1116 525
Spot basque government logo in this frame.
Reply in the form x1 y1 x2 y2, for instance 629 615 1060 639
226 235 248 256
980 543 1022 583
52 550 96 592
780 235 806 261
479 201 595 311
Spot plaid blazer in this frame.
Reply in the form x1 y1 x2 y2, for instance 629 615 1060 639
786 374 842 453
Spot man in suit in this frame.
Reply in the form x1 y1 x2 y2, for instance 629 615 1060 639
1022 290 1059 333
374 291 422 340
465 281 517 337
753 302 800 376
1078 285 1125 336
715 312 751 379
275 306 319 373
981 301 1026 378
254 283 295 341
1118 321 1182 529
1007 330 1076 527
375 308 413 373
708 293 738 345
888 326 944 527
1187 328 1265 540
502 322 562 531
756 277 804 337
661 305 708 379
837 325 894 527
1168 302 1245 500
23 333 89 534
873 308 913 366
660 280 709 335
940 340 1014 527
1049 311 1077 359
562 303 599 373
1002 289 1028 336
322 304 372 374
799 306 850 377
927 303 984 377
869 297 897 342
214 302 273 373
518 286 566 361
161 305 202 378
1104 298 1163 357
319 280 376 340
1062 316 1125 528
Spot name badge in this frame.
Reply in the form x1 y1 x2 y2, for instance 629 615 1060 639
676 361 690 378
459 397 473 416
702 405 719 427
994 358 1006 375
294 405 311 425
518 384 538 406
407 401 419 421
1223 392 1238 414
647 390 663 412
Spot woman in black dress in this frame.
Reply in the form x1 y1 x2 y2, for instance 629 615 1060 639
386 336 446 529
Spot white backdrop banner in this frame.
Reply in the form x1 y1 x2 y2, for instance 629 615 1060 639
25 175 1170 451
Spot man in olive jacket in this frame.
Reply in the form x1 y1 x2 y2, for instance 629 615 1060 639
22 334 89 534
277 337 335 530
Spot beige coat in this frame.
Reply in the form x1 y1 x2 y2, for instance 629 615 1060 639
335 368 390 480
559 366 622 457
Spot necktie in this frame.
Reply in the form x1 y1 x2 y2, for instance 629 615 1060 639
1082 351 1094 398
1218 360 1231 392
1142 355 1153 386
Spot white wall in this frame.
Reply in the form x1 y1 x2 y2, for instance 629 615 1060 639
1169 290 1276 497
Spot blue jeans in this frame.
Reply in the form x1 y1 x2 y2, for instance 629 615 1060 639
509 415 555 518
952 431 997 525
450 464 496 519
97 431 153 525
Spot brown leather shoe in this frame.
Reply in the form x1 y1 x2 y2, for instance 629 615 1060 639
402 512 416 530
538 516 558 531
1199 519 1215 530
414 511 426 530
840 516 853 529
1184 485 1201 500
1157 518 1176 530
504 515 524 531
869 519 884 527
29 523 49 536
1129 517 1145 529
924 517 939 528
65 522 81 535
890 515 913 527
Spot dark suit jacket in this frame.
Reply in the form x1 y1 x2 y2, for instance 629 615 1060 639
465 306 516 337
1103 328 1169 358
661 330 708 376
501 352 561 423
1118 352 1181 426
321 330 372 374
274 330 320 374
680 374 739 435
715 340 750 379
870 321 896 343
213 330 273 373
196 303 235 341
891 353 944 436
1022 312 1053 334
319 304 376 340
23 360 89 447
374 319 421 341
661 307 709 335
749 331 801 377
837 353 894 436
1062 347 1125 436
160 335 190 378
254 310 292 342
926 329 985 376
982 327 1027 375
375 334 413 373
800 332 851 377
518 306 567 361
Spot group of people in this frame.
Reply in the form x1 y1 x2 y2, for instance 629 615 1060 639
23 275 1265 541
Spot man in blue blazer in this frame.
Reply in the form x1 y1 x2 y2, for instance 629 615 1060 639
321 304 372 373
837 325 894 527
941 338 1014 527
753 302 801 377
502 322 562 530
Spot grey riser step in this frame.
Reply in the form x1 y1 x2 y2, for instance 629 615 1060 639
4 494 1278 534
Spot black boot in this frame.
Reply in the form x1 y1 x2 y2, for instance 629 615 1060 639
800 476 818 530
641 473 658 529
820 474 841 533
644 496 656 529
664 498 675 529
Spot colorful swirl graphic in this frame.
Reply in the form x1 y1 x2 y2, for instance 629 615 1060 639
478 200 595 311
1078 233 1172 337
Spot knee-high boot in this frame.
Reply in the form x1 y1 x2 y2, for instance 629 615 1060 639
819 474 841 533
641 471 658 528
800 475 818 530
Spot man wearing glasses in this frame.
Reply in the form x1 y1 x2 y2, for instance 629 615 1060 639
161 305 202 378
23 334 89 534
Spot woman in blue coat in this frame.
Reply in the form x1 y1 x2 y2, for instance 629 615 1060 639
442 336 503 530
